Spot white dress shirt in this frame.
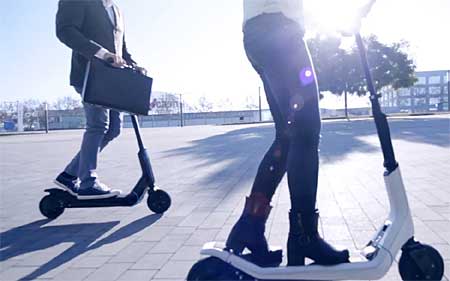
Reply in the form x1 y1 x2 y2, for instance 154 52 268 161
94 0 119 60
243 0 304 30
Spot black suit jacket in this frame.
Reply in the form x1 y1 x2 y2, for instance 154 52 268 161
56 0 136 88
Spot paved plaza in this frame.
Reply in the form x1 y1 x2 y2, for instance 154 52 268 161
1 115 449 281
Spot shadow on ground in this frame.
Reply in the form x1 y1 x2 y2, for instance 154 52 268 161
0 214 161 280
164 117 449 186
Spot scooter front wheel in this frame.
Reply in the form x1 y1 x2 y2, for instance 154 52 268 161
187 257 249 281
39 194 65 219
399 240 444 280
147 189 171 214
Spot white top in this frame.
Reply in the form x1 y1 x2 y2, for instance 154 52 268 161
243 0 304 29
103 0 115 24
94 0 120 60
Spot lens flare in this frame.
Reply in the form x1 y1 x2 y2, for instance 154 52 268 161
299 67 315 86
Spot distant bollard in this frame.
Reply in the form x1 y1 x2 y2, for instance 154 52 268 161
44 103 49 133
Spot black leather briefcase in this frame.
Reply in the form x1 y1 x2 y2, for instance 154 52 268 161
82 58 153 115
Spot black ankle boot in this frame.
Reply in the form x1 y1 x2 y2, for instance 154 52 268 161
226 193 271 259
287 210 350 266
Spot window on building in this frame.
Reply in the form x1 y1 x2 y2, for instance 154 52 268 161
414 98 427 107
413 87 426 96
429 97 441 106
428 75 441 84
415 76 426 85
444 85 449 95
429 86 442 96
397 88 410 97
399 99 411 107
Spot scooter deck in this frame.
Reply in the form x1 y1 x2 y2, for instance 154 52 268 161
200 242 396 280
44 188 146 208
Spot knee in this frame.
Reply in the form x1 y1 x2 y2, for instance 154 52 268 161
104 124 122 142
287 120 321 148
86 122 109 135
272 133 290 160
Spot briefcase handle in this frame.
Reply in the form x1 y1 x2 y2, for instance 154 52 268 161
105 57 139 73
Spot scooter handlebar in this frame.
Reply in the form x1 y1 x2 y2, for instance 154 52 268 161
359 0 377 19
338 0 377 37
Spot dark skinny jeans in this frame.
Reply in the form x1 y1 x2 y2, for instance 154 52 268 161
244 13 321 213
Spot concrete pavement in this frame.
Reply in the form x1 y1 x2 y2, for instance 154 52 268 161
1 115 449 280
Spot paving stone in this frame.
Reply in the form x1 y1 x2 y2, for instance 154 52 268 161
52 268 96 281
83 263 131 281
178 212 210 227
71 256 111 268
116 269 156 281
184 229 220 246
109 242 156 263
171 245 202 261
131 253 172 270
154 260 193 279
149 235 187 254
0 266 39 281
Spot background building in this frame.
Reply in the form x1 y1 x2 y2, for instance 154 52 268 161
381 70 450 113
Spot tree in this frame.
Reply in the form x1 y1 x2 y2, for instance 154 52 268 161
215 97 234 111
149 92 180 114
52 96 82 110
197 96 213 112
308 35 417 118
22 99 46 130
245 95 258 110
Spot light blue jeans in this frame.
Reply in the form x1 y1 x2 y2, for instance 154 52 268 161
64 87 123 190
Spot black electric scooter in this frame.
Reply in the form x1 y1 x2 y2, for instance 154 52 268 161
39 114 171 219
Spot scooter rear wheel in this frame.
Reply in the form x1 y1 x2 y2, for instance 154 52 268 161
399 241 444 280
187 257 247 281
39 194 65 219
147 189 171 214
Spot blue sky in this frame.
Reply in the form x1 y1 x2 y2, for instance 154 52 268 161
1 0 449 108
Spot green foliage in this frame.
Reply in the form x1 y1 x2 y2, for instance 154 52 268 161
308 35 417 97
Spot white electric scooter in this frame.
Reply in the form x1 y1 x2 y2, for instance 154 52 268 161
187 3 445 281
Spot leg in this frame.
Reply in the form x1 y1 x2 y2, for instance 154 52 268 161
64 152 81 179
77 103 109 190
226 71 289 262
283 43 322 214
241 17 348 265
250 75 290 199
62 87 84 178
272 37 349 267
63 109 123 177
100 109 123 151
75 104 122 199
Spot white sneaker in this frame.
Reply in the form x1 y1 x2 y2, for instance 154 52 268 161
77 182 122 200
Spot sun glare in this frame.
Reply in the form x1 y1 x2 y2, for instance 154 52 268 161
304 0 372 34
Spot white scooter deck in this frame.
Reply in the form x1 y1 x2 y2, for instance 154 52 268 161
200 167 414 280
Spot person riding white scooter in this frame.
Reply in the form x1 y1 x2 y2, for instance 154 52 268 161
225 0 369 267
187 1 444 280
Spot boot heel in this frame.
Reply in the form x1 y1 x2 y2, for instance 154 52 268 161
226 240 245 255
287 252 306 266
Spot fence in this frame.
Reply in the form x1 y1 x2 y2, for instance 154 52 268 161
1 100 449 134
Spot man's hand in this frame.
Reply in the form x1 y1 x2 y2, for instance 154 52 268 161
135 66 148 76
103 52 126 68
339 0 376 37
339 18 362 37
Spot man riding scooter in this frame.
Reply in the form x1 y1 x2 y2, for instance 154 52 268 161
55 0 146 200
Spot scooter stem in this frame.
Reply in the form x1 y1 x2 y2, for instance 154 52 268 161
355 33 398 174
